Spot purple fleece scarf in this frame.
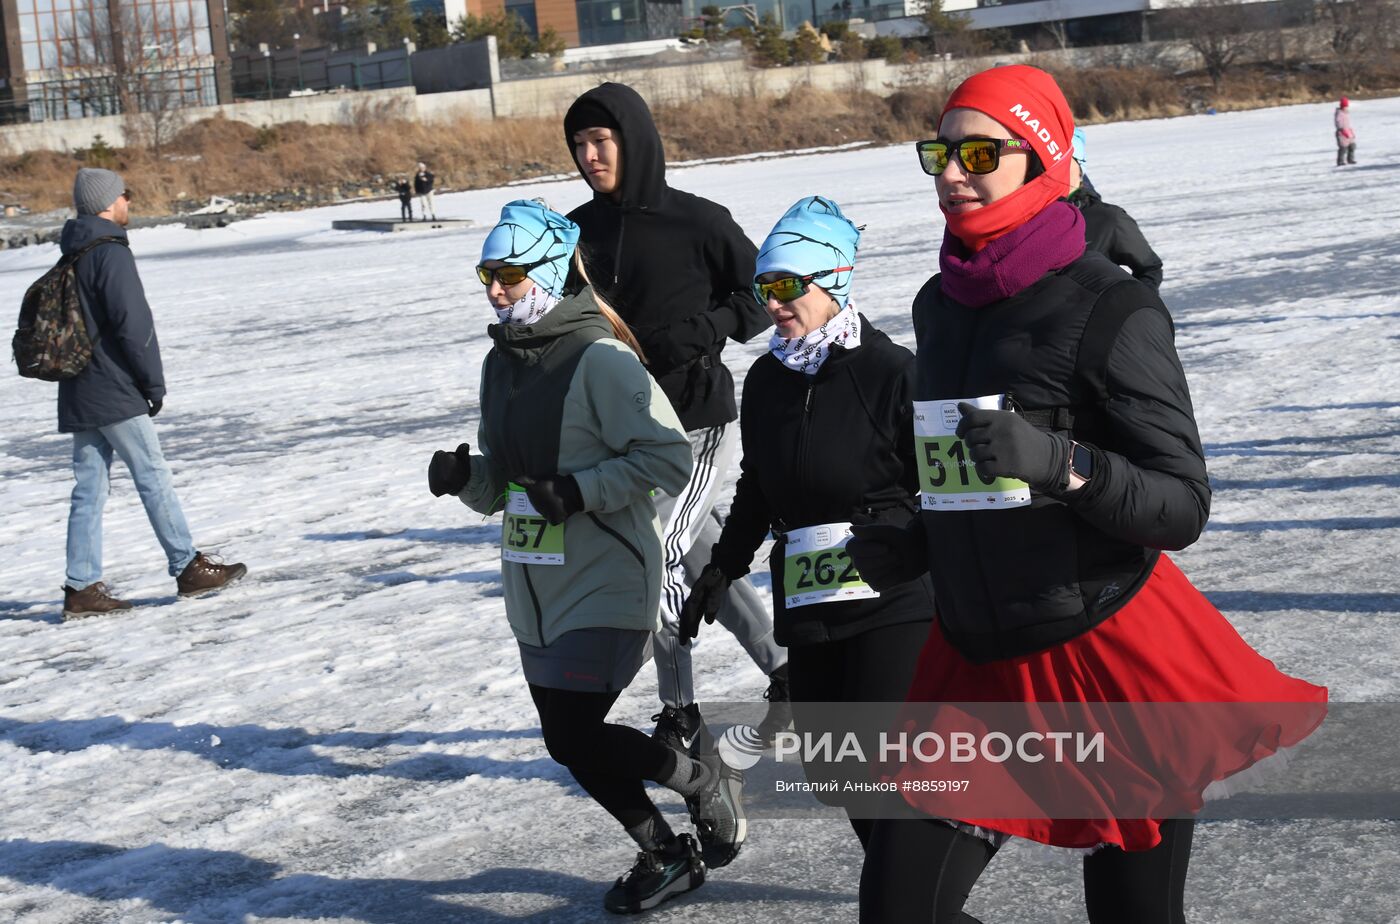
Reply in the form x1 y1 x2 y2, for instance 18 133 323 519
938 201 1087 308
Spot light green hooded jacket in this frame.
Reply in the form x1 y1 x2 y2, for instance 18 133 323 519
460 288 692 647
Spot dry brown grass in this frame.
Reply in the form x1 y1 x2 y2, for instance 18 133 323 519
2 65 1394 217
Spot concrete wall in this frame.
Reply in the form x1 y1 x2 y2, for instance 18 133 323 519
413 87 496 121
0 87 418 152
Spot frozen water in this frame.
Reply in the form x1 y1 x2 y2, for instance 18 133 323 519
1 97 1398 922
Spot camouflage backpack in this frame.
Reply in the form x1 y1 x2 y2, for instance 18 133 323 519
12 235 126 381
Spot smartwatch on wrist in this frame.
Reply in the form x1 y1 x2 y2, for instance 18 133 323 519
1069 441 1095 482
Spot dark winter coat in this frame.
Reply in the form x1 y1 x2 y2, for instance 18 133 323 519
413 170 434 194
913 250 1210 663
1071 184 1164 290
395 180 412 201
56 215 165 433
709 318 936 647
565 82 769 432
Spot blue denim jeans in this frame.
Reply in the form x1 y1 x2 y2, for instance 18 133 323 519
65 414 198 589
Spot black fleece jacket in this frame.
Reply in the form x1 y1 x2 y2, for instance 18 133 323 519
913 251 1209 662
1071 181 1164 290
710 318 936 647
565 82 769 431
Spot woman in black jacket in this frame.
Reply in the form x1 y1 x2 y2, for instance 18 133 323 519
680 196 936 850
848 66 1327 923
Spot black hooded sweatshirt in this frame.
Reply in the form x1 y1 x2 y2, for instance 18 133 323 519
564 83 769 431
1070 180 1164 290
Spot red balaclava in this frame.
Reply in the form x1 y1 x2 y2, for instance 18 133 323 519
938 65 1076 252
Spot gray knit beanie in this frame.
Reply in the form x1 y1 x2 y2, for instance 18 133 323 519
73 168 126 215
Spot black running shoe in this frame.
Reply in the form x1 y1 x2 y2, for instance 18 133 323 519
603 833 705 914
652 703 703 753
687 754 747 868
757 664 793 745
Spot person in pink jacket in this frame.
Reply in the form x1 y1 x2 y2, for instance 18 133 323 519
1335 97 1357 166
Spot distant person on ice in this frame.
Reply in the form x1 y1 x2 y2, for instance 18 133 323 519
56 168 247 620
1335 97 1357 166
425 199 742 914
1066 127 1163 289
394 175 413 221
413 162 436 220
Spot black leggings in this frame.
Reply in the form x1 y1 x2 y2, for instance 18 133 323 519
788 619 932 850
860 816 1194 923
528 683 675 832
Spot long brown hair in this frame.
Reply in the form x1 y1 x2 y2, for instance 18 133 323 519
573 249 647 363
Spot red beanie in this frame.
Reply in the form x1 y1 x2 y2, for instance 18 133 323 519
1340 96 1350 108
937 65 1076 251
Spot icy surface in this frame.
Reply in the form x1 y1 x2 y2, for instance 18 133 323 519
2 97 1398 923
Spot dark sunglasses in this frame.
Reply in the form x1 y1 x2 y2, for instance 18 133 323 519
915 138 1034 176
475 253 559 287
122 189 133 201
753 266 854 304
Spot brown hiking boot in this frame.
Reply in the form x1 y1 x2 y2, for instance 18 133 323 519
63 582 134 621
176 551 248 598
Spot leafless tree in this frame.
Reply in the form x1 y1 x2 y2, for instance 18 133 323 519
62 4 207 153
1040 19 1070 50
1315 0 1397 89
1170 0 1262 93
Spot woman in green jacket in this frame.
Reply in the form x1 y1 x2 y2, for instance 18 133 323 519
426 199 742 914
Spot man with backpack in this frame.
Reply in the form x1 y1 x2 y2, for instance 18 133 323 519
52 168 246 619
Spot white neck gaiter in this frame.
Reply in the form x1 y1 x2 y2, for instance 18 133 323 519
494 285 560 326
769 304 862 375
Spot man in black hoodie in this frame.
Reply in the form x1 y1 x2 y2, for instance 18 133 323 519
564 83 789 752
55 168 246 620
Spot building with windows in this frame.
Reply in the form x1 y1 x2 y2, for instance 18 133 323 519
475 0 1281 50
1 0 232 123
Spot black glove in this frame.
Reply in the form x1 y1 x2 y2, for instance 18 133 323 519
518 474 583 525
679 563 730 646
955 402 1070 492
847 516 929 592
428 443 472 497
147 399 162 417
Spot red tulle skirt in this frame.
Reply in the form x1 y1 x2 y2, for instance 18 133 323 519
896 554 1328 851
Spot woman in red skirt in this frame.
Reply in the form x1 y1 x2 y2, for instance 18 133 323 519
848 65 1327 923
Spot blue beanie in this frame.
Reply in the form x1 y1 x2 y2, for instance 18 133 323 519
479 199 581 299
754 196 861 308
1071 128 1087 167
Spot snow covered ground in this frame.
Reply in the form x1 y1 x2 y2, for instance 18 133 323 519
1 96 1398 923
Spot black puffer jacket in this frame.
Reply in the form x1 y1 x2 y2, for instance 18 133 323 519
1071 182 1164 290
565 83 769 431
56 215 165 433
913 251 1209 663
710 318 936 647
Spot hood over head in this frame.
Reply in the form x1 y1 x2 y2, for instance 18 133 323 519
564 82 667 208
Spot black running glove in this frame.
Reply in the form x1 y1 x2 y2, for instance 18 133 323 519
147 399 162 418
679 563 730 646
955 402 1070 492
519 474 583 525
428 443 472 497
847 516 929 592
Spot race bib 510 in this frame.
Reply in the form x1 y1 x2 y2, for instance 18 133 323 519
913 396 1031 510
